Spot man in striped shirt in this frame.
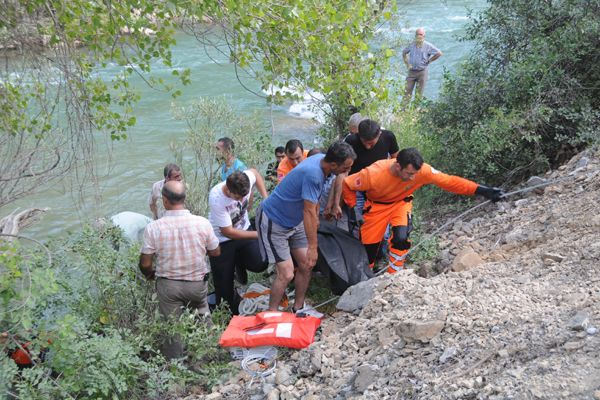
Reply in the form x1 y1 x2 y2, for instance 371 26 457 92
139 180 221 359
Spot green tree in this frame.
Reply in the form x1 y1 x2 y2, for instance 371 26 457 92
422 0 600 185
182 0 401 141
1 0 190 208
2 0 401 211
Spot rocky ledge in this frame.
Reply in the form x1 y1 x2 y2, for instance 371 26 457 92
194 148 600 400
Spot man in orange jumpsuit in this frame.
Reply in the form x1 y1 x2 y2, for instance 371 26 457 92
343 148 504 272
277 139 309 182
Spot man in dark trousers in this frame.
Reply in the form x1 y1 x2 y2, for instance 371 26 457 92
208 169 268 314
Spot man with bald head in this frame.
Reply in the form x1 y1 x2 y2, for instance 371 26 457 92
402 27 442 102
139 180 220 359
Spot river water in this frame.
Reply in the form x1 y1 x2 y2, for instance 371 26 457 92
7 0 486 239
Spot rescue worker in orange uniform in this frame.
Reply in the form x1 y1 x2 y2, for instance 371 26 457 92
277 139 309 182
342 148 504 273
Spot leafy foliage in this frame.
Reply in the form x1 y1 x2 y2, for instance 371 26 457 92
171 97 272 216
0 0 189 208
1 0 403 209
183 0 402 140
422 0 600 185
0 225 232 399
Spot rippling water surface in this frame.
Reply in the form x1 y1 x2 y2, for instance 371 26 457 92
7 1 486 239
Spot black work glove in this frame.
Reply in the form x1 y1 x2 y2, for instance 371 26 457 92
350 207 364 227
391 226 411 250
475 185 505 202
392 239 411 251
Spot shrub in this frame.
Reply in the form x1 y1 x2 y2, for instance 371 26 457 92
171 97 272 216
422 0 600 185
1 224 233 399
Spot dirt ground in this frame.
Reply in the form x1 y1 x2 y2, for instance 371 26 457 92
193 148 600 400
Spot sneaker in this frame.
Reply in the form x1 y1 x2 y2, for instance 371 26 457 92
291 302 306 314
293 304 324 319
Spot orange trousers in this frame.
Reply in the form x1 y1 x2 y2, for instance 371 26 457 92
360 200 413 273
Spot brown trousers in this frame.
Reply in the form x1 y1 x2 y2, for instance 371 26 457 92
404 69 428 101
156 277 209 359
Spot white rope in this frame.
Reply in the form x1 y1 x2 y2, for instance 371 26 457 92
239 283 272 316
241 346 278 387
238 283 295 315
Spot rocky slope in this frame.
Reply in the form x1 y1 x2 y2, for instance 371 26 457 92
201 148 600 400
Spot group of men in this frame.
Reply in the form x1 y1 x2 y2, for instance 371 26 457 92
137 28 502 360
139 120 503 360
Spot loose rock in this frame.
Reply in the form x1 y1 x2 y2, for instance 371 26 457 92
451 249 483 272
567 311 589 331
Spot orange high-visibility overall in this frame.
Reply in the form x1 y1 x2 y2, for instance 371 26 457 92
343 159 477 272
277 150 309 182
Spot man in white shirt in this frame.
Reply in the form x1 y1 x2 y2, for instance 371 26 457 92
208 169 268 314
149 163 183 220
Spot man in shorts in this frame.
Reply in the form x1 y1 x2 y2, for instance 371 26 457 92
256 142 356 312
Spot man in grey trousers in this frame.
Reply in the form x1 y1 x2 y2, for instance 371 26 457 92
402 27 443 102
139 180 221 359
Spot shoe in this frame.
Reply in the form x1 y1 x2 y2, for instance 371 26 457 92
293 303 323 318
291 302 306 314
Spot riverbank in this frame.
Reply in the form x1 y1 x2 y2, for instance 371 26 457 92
196 149 600 399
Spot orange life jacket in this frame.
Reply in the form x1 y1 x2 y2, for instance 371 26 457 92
219 311 321 349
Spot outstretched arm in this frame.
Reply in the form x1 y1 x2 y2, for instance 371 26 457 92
219 225 258 241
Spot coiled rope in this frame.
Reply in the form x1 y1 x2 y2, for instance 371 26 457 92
238 283 295 315
239 346 278 387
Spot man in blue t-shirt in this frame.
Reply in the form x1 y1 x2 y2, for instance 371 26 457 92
256 142 356 313
216 137 248 181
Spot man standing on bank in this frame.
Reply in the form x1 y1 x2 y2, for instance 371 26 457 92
208 169 269 314
256 142 356 312
139 180 220 359
403 27 442 102
149 163 183 220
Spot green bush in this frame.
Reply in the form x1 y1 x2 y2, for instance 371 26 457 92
171 97 272 216
422 0 600 185
1 224 233 399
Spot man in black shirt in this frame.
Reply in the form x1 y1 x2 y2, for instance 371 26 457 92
324 119 399 232
344 119 399 175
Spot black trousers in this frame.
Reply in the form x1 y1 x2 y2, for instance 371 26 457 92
209 238 267 314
